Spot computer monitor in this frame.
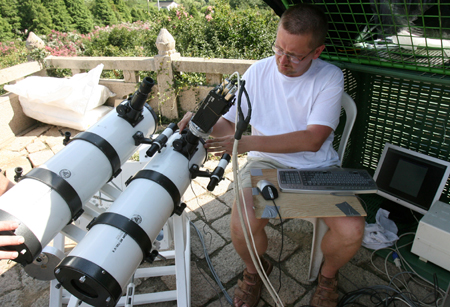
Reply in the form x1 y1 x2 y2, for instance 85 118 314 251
373 143 450 215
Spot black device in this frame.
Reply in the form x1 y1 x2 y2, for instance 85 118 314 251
257 180 278 200
190 78 238 134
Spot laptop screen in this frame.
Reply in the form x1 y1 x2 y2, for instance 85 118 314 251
373 143 450 215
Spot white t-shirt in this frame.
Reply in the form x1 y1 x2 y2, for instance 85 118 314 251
223 56 344 169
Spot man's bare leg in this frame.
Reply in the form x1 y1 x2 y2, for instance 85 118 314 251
230 187 270 307
320 216 365 278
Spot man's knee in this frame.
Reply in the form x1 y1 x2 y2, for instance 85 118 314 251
326 216 365 243
230 203 269 237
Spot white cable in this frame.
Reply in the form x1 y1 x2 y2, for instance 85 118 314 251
370 233 446 305
230 72 284 307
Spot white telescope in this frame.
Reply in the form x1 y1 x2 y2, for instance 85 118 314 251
54 131 208 306
0 74 241 307
0 77 157 266
53 75 240 306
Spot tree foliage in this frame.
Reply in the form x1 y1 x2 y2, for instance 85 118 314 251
18 0 54 35
92 0 118 26
113 0 133 22
65 0 95 34
0 0 21 36
1 0 279 71
42 0 74 32
0 16 14 41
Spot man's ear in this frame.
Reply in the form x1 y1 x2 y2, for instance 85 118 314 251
312 45 326 59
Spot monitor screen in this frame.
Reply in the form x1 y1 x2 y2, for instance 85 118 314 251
373 143 450 215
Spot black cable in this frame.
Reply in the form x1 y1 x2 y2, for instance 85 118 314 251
234 80 252 140
190 221 234 306
433 273 440 307
272 199 284 294
193 259 226 307
336 285 423 307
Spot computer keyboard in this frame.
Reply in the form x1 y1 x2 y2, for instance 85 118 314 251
277 167 378 194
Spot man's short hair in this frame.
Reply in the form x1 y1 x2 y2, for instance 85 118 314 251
280 3 328 48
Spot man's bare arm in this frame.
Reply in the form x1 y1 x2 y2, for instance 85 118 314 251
206 124 333 156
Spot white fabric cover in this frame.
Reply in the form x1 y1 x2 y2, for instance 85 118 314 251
4 64 115 114
20 98 113 131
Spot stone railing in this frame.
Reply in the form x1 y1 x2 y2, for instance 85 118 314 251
0 29 255 146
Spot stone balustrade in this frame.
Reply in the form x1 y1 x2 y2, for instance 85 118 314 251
0 29 255 146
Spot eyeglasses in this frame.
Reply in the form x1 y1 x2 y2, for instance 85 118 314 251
272 44 316 64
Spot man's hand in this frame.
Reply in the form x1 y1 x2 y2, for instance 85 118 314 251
177 112 194 132
205 135 248 156
0 221 24 260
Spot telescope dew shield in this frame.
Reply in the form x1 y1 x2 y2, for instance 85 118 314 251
0 96 157 266
55 133 207 307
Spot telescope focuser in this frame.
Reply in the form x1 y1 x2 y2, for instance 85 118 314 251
189 153 231 191
117 77 155 127
146 123 177 157
132 123 178 158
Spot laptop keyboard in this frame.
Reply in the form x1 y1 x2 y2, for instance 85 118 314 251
277 167 378 194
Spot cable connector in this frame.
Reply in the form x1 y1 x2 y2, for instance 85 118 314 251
392 251 401 268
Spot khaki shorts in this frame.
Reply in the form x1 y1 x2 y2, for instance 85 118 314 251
238 157 291 189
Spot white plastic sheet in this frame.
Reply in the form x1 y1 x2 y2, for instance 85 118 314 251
362 208 399 250
5 64 114 115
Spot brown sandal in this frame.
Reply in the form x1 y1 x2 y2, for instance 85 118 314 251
234 257 273 307
310 273 339 307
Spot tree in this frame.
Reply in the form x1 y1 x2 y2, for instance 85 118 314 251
64 0 94 34
0 16 14 41
92 0 118 26
229 0 268 10
0 0 21 35
113 0 133 22
130 7 148 22
18 0 54 35
42 0 74 32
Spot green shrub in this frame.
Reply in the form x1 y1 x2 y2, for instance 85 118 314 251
2 2 279 73
0 41 27 69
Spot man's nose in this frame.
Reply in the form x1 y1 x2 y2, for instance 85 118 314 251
280 54 290 65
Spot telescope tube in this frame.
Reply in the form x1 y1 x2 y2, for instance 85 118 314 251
54 132 207 307
0 100 157 266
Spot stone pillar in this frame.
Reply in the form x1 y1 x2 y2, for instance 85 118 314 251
25 32 47 76
154 28 181 119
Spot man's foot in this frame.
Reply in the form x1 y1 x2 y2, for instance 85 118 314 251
310 272 339 307
233 257 273 307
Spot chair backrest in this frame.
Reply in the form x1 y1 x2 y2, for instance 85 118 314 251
336 92 357 166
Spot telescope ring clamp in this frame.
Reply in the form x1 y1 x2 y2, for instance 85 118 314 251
22 168 84 223
86 212 158 264
1 168 85 265
72 131 122 180
125 169 187 216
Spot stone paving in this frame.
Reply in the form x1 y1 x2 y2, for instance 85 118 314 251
0 124 437 307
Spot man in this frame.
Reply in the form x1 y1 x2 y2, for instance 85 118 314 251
0 171 23 260
179 4 364 307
